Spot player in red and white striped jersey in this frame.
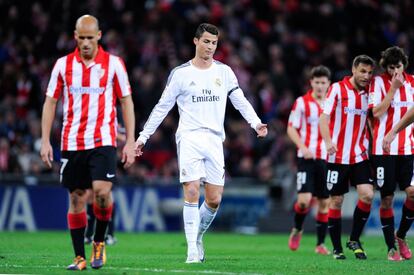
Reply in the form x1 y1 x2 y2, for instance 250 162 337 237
287 65 331 255
319 55 375 260
40 15 136 270
370 47 414 261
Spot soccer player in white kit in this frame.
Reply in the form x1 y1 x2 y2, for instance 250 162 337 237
135 23 268 263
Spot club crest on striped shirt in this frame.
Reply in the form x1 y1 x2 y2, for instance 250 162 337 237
368 93 374 105
98 68 105 79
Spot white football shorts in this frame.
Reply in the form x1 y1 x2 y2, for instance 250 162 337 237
177 129 225 185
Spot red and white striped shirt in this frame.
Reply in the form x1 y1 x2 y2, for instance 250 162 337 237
369 73 414 155
323 76 369 164
288 90 327 160
46 47 132 151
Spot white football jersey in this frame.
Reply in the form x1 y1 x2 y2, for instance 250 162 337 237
138 60 262 144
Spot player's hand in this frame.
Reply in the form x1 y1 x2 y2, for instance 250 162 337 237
135 139 144 157
326 141 337 155
40 141 53 169
391 72 404 91
122 140 136 169
301 147 314 159
382 130 396 153
255 123 268 138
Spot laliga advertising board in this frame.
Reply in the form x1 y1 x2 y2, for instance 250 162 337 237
0 184 269 232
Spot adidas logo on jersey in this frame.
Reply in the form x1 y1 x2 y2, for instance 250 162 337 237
190 81 196 86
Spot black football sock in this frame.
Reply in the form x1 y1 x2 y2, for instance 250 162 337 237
380 208 396 251
85 203 95 238
396 200 414 239
293 202 309 231
328 209 342 253
350 200 371 242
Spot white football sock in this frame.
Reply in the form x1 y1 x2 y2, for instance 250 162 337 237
183 201 200 252
197 201 218 242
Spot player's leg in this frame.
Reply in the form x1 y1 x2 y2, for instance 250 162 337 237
105 202 117 245
199 184 223 238
347 161 373 260
177 133 205 263
396 185 414 260
194 131 225 262
315 197 330 255
197 183 223 261
288 158 313 251
314 159 330 255
84 189 95 244
288 192 311 251
380 194 402 261
66 189 88 271
347 183 372 259
90 180 112 268
328 195 344 259
371 155 400 259
396 155 414 260
89 146 117 269
326 163 348 260
91 182 113 243
60 150 88 270
183 180 201 263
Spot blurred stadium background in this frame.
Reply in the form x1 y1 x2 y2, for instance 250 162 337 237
0 0 413 236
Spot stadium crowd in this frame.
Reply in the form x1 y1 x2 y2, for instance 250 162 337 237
0 0 413 184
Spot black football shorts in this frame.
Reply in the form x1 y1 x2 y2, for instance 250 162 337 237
60 146 117 192
370 155 414 198
296 158 329 199
326 160 373 196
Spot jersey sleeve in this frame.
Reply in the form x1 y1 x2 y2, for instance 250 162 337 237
288 98 303 129
137 70 181 145
323 83 339 115
368 76 383 109
226 67 262 129
225 65 240 95
113 57 132 98
46 58 65 99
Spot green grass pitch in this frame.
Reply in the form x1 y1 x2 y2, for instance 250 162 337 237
0 232 412 274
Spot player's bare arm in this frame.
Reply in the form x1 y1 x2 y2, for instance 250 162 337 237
319 113 337 155
287 125 314 159
119 95 136 168
40 96 58 168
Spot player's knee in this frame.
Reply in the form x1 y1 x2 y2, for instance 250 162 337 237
69 190 87 212
405 187 414 201
318 198 329 210
380 196 393 209
360 190 374 204
94 188 111 202
297 201 309 209
206 196 222 209
185 187 200 202
297 196 311 208
330 196 343 208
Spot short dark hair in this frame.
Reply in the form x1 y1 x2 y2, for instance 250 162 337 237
195 23 219 39
379 46 408 69
352 55 376 68
310 65 331 80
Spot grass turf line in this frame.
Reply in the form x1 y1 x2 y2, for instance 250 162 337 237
0 232 412 274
